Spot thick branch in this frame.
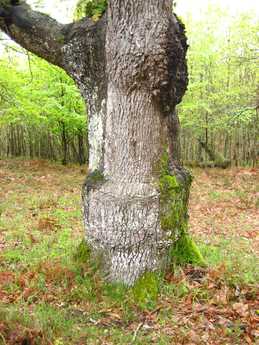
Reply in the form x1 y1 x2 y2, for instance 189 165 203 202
62 15 107 101
0 1 66 67
0 1 107 89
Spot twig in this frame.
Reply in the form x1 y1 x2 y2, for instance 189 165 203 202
0 332 7 345
131 322 144 344
26 50 34 84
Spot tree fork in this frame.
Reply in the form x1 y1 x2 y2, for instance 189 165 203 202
0 0 204 286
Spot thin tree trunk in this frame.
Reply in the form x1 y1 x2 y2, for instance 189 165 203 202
60 121 68 165
77 131 85 165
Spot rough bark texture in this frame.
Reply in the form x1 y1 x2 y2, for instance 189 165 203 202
83 0 189 285
0 0 190 285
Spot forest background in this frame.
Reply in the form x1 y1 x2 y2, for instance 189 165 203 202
0 1 258 344
0 0 258 167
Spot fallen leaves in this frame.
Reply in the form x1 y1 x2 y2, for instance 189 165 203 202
0 161 258 344
189 167 259 255
38 216 61 233
0 271 15 286
0 321 44 345
213 285 229 306
233 302 249 317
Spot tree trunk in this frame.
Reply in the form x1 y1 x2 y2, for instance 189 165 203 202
81 1 190 285
60 121 68 165
77 131 86 165
0 0 201 285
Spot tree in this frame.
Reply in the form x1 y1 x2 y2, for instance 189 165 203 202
0 53 87 163
0 0 203 285
178 7 258 166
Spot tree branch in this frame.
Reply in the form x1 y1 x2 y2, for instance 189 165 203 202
0 1 67 68
0 1 107 88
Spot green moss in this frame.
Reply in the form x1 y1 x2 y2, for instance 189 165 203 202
131 272 160 309
170 232 206 266
158 150 205 267
101 272 161 310
159 174 182 231
158 152 188 234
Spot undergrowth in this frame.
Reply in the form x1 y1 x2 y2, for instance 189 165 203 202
0 159 258 345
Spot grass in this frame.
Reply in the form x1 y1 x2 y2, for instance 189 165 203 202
0 159 258 345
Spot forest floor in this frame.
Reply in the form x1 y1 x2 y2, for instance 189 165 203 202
0 159 258 345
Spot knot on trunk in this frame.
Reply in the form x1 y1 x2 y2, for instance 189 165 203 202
159 15 189 116
106 14 188 116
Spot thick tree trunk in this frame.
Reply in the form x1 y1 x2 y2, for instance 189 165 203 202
0 0 196 286
81 1 190 285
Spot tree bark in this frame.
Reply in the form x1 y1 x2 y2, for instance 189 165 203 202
1 0 194 285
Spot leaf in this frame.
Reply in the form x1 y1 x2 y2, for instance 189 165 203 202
233 303 249 317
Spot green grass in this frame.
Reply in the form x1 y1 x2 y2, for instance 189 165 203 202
0 159 258 344
199 238 259 285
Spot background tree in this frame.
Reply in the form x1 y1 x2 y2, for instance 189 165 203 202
0 51 87 163
179 7 258 167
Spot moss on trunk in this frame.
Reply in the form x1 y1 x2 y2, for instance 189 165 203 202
158 151 205 267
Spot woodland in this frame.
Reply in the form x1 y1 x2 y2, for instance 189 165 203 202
0 0 258 344
0 3 257 167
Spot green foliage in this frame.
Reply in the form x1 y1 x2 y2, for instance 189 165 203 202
0 55 86 133
179 7 258 155
0 52 87 162
74 0 108 21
